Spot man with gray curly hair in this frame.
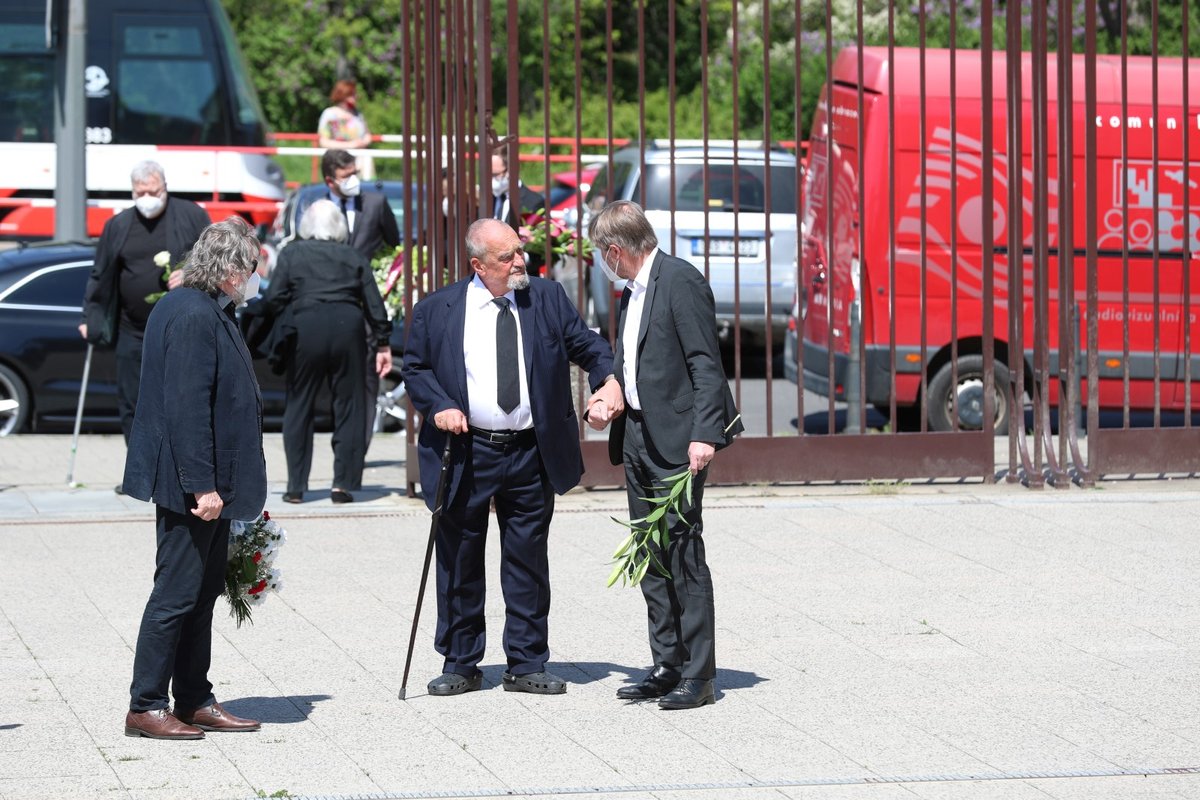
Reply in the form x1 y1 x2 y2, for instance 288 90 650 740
121 217 268 740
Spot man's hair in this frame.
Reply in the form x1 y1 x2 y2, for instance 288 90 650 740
329 79 357 105
130 160 165 187
587 200 658 255
299 199 349 243
465 218 507 260
492 148 510 170
181 217 258 292
321 149 357 181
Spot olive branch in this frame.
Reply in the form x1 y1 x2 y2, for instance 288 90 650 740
605 414 740 588
606 469 693 588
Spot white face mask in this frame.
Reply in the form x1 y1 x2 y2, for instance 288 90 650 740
441 196 450 216
491 175 509 197
134 194 165 219
242 272 261 302
598 248 621 282
229 271 260 305
338 174 361 197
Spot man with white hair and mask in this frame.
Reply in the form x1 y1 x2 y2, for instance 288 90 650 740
81 160 211 491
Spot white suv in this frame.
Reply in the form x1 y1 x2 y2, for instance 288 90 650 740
584 141 799 351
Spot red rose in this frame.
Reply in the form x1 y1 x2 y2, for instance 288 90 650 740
248 580 268 595
253 551 263 564
262 510 271 521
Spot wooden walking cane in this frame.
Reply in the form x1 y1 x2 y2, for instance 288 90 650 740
398 434 454 700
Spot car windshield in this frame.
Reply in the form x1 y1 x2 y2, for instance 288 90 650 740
641 162 798 215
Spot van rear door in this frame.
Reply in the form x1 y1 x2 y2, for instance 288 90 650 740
802 79 865 393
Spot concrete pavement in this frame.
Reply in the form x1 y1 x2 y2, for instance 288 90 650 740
2 432 1200 799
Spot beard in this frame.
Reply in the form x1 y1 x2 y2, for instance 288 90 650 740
507 271 530 291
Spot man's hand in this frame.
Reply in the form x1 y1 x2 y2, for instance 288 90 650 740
166 269 184 290
433 408 469 434
190 490 224 522
78 323 87 340
687 441 716 475
586 377 625 429
375 349 393 378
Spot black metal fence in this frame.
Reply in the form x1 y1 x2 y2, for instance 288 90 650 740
400 1 1200 493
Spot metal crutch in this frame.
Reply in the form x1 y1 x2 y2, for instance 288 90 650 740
398 434 455 700
66 343 94 488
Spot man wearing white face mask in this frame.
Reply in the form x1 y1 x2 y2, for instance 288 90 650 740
322 149 399 261
490 149 546 232
80 160 210 481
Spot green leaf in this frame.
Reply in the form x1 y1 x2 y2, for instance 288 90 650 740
606 561 626 588
611 533 635 559
630 558 650 586
644 504 667 524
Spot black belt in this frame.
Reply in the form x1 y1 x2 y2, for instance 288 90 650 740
469 425 536 445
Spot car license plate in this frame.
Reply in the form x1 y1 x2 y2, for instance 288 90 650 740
692 237 760 257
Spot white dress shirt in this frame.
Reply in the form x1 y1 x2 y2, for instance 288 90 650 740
621 247 658 411
464 275 532 430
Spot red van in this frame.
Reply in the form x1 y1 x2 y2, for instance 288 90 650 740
797 47 1200 431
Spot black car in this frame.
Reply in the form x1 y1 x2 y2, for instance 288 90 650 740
0 242 406 435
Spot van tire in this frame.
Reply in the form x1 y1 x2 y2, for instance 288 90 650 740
927 355 1010 433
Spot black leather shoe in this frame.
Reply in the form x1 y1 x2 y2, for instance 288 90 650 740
330 489 354 504
427 672 483 696
282 492 303 504
616 665 681 700
658 678 714 710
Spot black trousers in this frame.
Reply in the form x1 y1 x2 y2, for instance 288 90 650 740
129 506 228 712
622 413 716 681
434 434 554 677
283 304 368 493
115 327 145 445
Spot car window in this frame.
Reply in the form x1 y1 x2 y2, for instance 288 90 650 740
642 162 797 214
1 264 89 307
586 162 634 210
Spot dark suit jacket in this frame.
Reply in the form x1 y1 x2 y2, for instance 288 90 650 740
344 190 400 260
402 275 614 511
609 251 744 466
493 184 547 231
81 197 211 347
122 288 268 520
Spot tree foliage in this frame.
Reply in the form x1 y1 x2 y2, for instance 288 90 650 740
221 0 1200 161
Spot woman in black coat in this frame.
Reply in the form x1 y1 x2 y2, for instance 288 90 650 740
264 199 392 504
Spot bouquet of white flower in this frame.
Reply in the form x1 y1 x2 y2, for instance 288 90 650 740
224 510 286 627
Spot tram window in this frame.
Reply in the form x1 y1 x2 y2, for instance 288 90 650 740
0 21 53 143
115 18 227 145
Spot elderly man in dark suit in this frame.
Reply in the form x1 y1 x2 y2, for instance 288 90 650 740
402 218 622 697
586 200 743 711
122 217 268 740
80 160 210 490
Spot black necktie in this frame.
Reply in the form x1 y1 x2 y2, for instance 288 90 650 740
341 198 354 233
494 298 519 413
493 195 505 220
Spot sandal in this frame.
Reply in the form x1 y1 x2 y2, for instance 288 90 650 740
501 670 567 695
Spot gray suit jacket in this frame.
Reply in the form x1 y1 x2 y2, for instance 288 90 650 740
609 251 743 466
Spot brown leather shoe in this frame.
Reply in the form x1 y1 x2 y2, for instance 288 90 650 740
175 702 260 732
124 709 204 740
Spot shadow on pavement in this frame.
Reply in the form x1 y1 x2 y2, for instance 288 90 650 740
224 694 332 724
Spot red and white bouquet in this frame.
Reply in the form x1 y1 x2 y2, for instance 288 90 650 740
223 510 286 627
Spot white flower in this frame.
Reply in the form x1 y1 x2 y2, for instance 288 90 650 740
153 250 171 268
